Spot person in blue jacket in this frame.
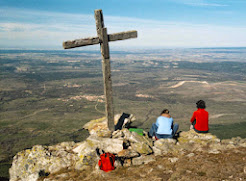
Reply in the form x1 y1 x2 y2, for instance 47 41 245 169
149 109 179 139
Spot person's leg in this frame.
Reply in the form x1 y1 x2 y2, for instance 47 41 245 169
149 123 158 137
172 123 179 137
157 134 173 139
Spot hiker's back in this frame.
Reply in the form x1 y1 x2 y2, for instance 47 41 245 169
193 109 209 132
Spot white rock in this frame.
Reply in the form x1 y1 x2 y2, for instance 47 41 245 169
153 146 162 156
186 170 192 174
152 138 176 155
26 174 39 181
117 149 139 158
73 141 95 155
186 153 195 158
132 155 155 166
168 157 179 163
86 135 124 154
131 142 153 155
208 149 220 154
112 129 124 139
157 165 164 170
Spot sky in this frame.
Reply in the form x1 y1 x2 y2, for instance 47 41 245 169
0 0 246 49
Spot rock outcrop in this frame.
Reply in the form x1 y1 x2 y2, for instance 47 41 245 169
9 116 246 181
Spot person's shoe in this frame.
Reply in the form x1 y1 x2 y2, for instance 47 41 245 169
147 132 152 138
152 136 157 141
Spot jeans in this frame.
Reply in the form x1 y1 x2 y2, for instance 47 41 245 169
149 123 179 139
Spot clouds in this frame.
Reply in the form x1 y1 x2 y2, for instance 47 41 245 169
0 7 246 49
174 0 228 7
0 8 97 48
185 2 227 7
0 23 41 32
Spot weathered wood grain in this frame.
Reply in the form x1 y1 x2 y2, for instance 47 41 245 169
95 9 114 131
102 58 114 131
94 9 104 34
63 31 137 49
101 28 110 59
63 37 99 49
108 30 137 42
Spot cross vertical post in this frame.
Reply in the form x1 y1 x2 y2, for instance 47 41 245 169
94 10 114 131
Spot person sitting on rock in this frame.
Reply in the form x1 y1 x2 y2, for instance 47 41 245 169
149 109 179 139
190 100 209 133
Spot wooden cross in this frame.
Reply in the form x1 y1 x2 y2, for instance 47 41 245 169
63 9 137 131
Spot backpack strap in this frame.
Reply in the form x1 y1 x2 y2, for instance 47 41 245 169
109 156 114 168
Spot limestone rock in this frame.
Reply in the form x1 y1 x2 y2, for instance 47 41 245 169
127 131 153 155
186 153 195 158
157 165 164 170
112 128 153 155
117 149 139 158
112 128 132 140
131 142 153 155
86 135 124 153
83 114 135 137
222 137 246 148
208 149 220 154
128 131 153 147
114 159 123 168
9 144 78 181
73 140 96 157
112 129 125 139
178 130 220 145
152 147 162 156
168 157 179 163
132 155 156 166
152 138 176 156
83 117 110 137
123 159 132 167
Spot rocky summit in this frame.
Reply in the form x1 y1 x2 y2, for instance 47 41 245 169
9 115 246 181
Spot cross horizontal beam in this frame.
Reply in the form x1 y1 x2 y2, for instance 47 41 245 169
63 30 137 49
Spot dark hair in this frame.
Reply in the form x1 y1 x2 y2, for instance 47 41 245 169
196 100 206 109
161 109 169 115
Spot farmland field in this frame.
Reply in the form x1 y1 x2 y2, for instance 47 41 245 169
0 48 246 179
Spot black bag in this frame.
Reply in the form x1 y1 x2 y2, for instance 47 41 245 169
114 113 130 131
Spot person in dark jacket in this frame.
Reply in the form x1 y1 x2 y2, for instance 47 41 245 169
190 100 209 133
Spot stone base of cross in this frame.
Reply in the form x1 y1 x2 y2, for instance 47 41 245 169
63 9 137 131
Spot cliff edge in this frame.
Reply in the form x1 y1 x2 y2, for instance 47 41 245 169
9 116 246 181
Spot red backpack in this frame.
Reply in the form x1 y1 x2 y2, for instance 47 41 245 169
98 152 115 172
